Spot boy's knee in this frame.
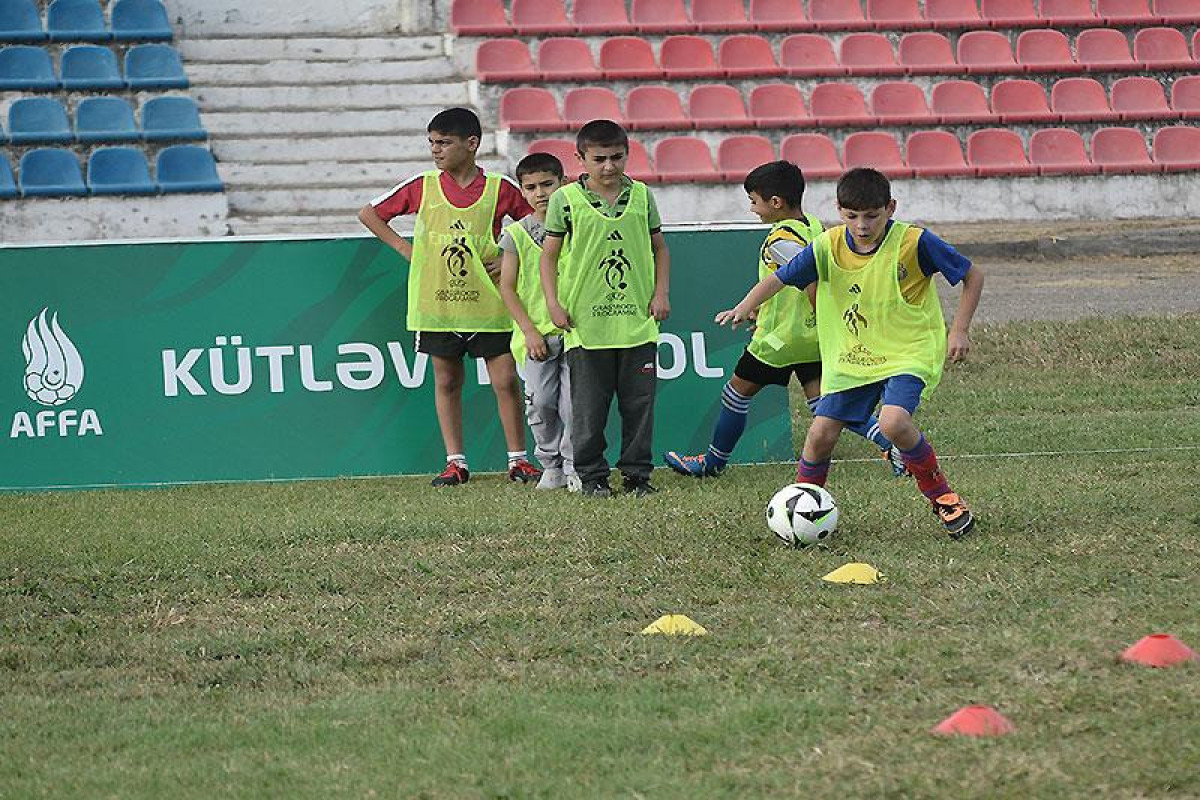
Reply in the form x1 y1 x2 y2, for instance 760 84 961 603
804 417 842 456
877 405 916 442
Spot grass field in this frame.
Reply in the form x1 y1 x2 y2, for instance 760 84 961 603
2 315 1198 798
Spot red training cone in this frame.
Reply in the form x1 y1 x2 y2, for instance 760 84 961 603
932 705 1015 737
1121 634 1198 668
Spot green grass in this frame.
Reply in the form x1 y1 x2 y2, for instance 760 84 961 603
2 315 1199 798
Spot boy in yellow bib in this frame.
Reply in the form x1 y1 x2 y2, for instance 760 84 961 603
717 168 985 538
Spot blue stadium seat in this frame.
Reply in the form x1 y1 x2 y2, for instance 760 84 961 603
0 45 58 89
75 96 139 142
156 145 222 192
61 44 124 88
124 43 186 88
19 148 86 196
141 96 205 140
111 0 172 41
0 155 16 197
47 0 111 41
0 0 45 42
87 146 155 194
7 97 72 144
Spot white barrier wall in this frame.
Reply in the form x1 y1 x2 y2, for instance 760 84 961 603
165 0 442 35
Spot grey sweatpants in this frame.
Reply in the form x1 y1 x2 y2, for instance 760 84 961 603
522 334 574 474
566 342 658 485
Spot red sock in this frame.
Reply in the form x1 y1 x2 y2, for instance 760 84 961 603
900 435 952 501
796 457 830 486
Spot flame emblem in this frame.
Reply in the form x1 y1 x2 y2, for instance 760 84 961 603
22 308 85 406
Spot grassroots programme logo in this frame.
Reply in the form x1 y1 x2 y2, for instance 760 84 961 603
599 248 631 293
843 303 868 337
441 220 472 278
22 308 84 406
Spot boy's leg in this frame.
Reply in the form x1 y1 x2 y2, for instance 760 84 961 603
555 345 579 490
797 416 845 486
567 347 617 493
799 371 906 477
429 351 469 486
522 336 569 489
476 334 541 483
614 342 658 492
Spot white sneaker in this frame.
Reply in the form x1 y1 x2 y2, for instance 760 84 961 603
536 467 567 490
565 473 583 493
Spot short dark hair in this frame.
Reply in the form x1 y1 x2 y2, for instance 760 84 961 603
427 107 481 139
575 119 628 154
836 167 892 210
744 160 806 210
515 152 565 181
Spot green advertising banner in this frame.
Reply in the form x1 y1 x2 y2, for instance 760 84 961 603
0 229 794 491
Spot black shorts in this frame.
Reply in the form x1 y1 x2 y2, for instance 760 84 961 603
734 350 822 388
415 331 512 359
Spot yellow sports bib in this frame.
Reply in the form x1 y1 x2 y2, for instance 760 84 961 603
506 221 562 363
747 214 825 368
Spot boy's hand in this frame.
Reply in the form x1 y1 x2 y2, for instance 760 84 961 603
524 330 549 361
649 292 670 322
714 303 755 328
483 259 501 282
948 330 971 362
548 303 573 332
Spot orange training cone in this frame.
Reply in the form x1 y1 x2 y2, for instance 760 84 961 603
1121 634 1198 668
932 705 1015 737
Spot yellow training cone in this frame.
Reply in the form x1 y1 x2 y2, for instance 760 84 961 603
641 614 708 636
821 563 884 585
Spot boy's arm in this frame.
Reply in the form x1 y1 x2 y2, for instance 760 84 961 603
358 204 412 262
649 231 670 321
539 234 572 331
499 248 549 361
947 265 984 362
714 274 788 328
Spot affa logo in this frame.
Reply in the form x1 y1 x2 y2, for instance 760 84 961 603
11 308 103 438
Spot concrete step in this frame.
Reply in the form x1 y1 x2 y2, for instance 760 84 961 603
226 187 379 215
202 108 445 137
186 58 459 86
192 82 468 111
220 159 508 188
226 215 371 237
178 36 446 63
210 135 500 163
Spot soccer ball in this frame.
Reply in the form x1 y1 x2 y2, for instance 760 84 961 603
766 483 839 547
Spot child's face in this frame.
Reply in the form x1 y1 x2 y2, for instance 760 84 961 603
577 144 628 187
519 170 563 212
837 199 897 249
747 191 788 224
428 131 477 172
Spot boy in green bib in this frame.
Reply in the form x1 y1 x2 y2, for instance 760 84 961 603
717 168 985 538
664 161 906 479
540 120 671 497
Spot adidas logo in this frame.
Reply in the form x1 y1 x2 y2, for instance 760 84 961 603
849 284 862 294
450 220 467 231
607 230 623 241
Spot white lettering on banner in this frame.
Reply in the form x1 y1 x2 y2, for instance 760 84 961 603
163 348 206 396
12 307 105 440
385 343 428 389
657 334 687 380
299 345 333 391
335 343 385 391
9 408 103 438
209 336 252 395
691 332 724 378
255 345 295 393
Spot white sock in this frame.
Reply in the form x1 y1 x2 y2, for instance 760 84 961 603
507 450 526 466
447 453 467 468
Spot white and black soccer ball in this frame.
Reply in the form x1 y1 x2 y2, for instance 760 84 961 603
766 483 839 546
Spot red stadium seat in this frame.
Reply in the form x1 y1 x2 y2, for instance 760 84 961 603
1110 76 1172 121
843 131 912 178
718 134 777 179
631 0 691 33
500 88 566 132
897 32 956 75
563 87 623 126
980 0 1038 27
625 86 690 130
1152 0 1200 23
1076 28 1136 70
1040 0 1099 25
527 139 579 172
688 83 751 128
1097 0 1159 24
967 128 1037 176
627 139 656 182
957 31 1018 74
1030 128 1099 175
905 130 972 177
1016 29 1081 73
1171 75 1200 119
450 0 508 35
924 0 982 29
655 136 721 182
749 83 812 127
599 37 661 80
511 0 574 34
780 34 844 76
1195 29 1200 61
809 0 868 30
780 133 843 179
1051 77 1116 122
1090 127 1159 173
750 0 809 31
991 79 1057 123
719 34 782 77
810 82 874 124
475 39 537 82
573 0 636 34
661 35 723 78
840 32 904 75
931 80 992 123
1133 28 1196 70
692 0 755 32
1153 125 1200 170
870 81 932 123
866 0 923 29
537 38 599 81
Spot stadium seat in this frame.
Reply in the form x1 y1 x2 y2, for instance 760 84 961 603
780 133 842 179
141 95 206 140
500 87 564 133
7 97 71 144
75 96 139 142
1076 28 1136 70
47 0 110 41
1171 75 1200 119
840 32 903 75
957 31 1018 74
980 0 1038 27
1097 0 1158 24
870 81 932 123
991 79 1057 123
563 87 623 126
931 80 991 123
1051 77 1116 122
843 131 912 177
660 35 721 79
527 138 579 171
0 0 44 42
809 0 868 30
631 0 691 34
688 83 751 128
0 155 15 198
780 34 843 76
449 0 508 35
717 134 777 180
967 128 1036 176
625 85 690 129
87 146 155 194
1030 128 1098 175
475 39 536 82
749 0 808 32
897 32 955 74
60 44 125 89
511 0 574 34
1152 126 1200 170
1090 126 1159 173
924 0 982 29
866 0 923 30
124 43 187 88
809 82 873 125
1152 0 1200 24
156 144 222 192
1110 76 1172 121
537 38 599 81
572 0 635 34
19 148 86 196
905 130 972 177
1016 29 1081 73
749 83 811 127
0 45 57 89
692 0 754 32
719 34 781 77
1133 27 1195 70
110 0 171 40
655 136 720 182
598 37 660 80
1040 0 1099 25
627 139 655 183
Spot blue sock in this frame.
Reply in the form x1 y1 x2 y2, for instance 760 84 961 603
706 382 751 470
808 396 892 450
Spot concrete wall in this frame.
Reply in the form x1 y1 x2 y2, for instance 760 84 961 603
165 0 442 36
0 195 230 244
